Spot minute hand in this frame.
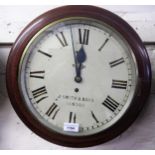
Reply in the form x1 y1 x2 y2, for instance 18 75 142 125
70 27 79 80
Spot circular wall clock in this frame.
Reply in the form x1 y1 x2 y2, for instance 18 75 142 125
6 5 151 147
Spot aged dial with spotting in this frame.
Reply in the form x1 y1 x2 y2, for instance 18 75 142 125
20 18 136 134
6 6 151 147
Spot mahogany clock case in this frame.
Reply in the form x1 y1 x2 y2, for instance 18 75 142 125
6 5 151 147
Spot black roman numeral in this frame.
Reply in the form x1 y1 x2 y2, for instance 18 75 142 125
56 32 68 47
38 50 52 58
91 111 99 123
112 80 127 89
98 34 112 51
109 57 125 68
69 112 76 123
79 29 90 45
46 103 60 119
98 38 110 51
30 71 45 79
32 86 48 103
102 96 119 112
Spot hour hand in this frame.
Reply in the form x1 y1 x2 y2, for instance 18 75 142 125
76 46 87 64
74 46 86 83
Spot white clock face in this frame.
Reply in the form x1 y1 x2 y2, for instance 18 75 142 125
19 18 138 136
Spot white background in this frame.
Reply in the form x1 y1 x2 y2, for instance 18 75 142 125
0 5 155 150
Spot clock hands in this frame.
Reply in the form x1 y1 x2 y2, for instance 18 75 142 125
70 27 79 80
75 46 86 82
70 27 86 83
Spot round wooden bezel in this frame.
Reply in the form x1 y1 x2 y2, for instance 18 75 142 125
6 5 151 147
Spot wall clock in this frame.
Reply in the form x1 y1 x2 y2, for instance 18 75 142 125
6 5 151 147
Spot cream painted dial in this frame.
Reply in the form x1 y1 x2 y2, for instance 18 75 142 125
19 18 138 136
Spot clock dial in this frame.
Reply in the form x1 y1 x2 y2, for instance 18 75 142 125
19 18 137 136
6 5 151 147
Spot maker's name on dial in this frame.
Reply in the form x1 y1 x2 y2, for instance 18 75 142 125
56 94 95 103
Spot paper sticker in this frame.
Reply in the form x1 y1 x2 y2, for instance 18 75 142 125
63 122 79 132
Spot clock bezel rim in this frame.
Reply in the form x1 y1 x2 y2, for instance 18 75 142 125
6 5 151 147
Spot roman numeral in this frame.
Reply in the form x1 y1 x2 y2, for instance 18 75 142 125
30 71 45 79
78 29 90 45
32 86 48 103
56 32 68 47
112 80 127 89
38 50 52 58
98 38 110 51
98 34 112 51
91 111 99 123
102 96 119 112
69 112 76 123
46 103 60 119
109 57 125 68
